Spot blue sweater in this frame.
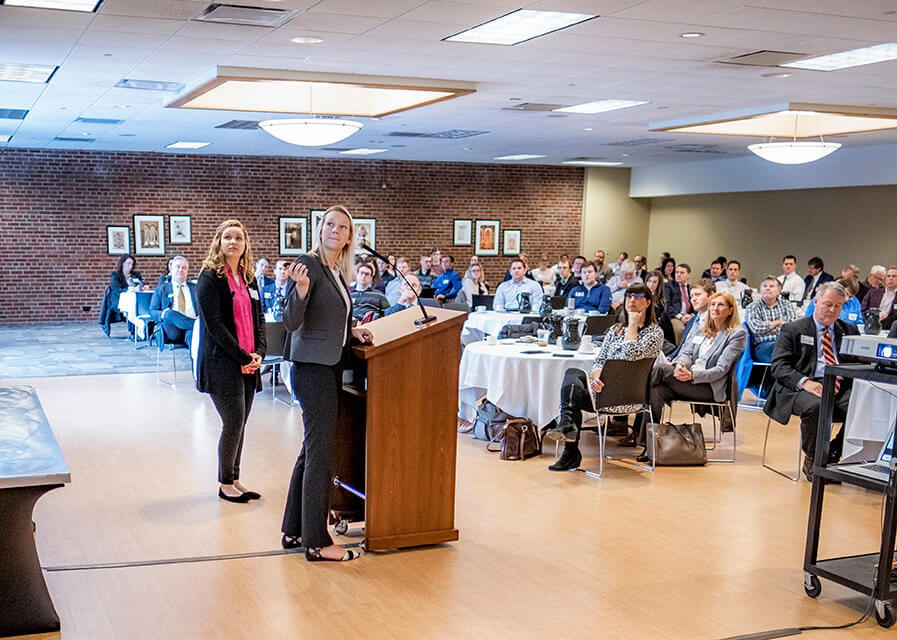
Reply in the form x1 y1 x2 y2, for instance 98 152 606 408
433 269 462 299
567 284 612 313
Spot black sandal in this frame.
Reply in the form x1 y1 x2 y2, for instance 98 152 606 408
281 535 302 550
305 546 361 562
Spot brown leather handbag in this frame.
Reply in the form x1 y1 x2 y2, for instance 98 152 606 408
487 417 542 461
653 422 707 466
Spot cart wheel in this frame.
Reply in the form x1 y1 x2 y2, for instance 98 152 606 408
875 603 896 628
803 575 822 598
333 519 349 535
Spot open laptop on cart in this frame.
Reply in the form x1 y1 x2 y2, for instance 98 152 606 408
832 420 897 482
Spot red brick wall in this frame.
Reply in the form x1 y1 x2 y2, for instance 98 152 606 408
0 149 583 323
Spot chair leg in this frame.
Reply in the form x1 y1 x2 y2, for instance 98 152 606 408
157 346 177 388
707 405 735 463
272 364 292 406
761 417 800 481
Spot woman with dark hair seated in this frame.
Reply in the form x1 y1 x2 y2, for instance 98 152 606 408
99 253 142 336
544 283 664 471
645 269 676 351
643 291 746 462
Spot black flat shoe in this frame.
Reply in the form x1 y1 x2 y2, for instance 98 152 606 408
548 448 582 471
240 490 262 500
218 488 251 503
282 535 302 550
636 448 651 463
305 547 361 562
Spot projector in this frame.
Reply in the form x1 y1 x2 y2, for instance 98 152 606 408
841 334 897 369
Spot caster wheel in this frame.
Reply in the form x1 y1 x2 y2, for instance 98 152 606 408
333 519 349 535
875 603 896 628
804 575 821 598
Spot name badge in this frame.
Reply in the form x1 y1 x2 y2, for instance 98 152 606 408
848 313 857 321
249 289 260 301
575 291 584 297
800 334 814 346
167 293 173 299
692 335 705 345
264 292 272 298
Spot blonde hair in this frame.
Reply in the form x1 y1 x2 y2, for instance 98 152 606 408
309 205 355 282
702 292 739 337
202 219 255 285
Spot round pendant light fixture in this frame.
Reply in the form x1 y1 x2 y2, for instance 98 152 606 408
747 141 841 164
259 118 363 146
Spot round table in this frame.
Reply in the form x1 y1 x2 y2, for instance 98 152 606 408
461 311 527 345
458 339 595 427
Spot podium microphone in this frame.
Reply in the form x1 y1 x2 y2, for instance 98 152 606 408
359 243 437 328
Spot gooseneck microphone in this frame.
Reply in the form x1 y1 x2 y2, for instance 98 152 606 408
359 243 437 328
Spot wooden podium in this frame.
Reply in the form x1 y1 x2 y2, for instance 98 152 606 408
330 306 466 551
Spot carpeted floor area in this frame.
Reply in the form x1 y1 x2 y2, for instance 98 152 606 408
0 322 192 378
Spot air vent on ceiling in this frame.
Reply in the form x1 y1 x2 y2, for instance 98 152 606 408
668 143 731 154
55 136 96 142
323 147 352 152
718 50 808 67
0 109 28 120
605 138 672 147
387 129 487 139
197 3 297 27
215 119 260 130
75 117 124 125
115 78 185 92
502 103 565 111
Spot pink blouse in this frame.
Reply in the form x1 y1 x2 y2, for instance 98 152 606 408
225 265 255 372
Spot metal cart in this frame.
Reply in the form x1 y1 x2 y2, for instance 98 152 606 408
803 363 897 628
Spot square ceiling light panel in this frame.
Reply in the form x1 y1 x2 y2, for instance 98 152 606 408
650 103 897 138
782 43 897 71
445 9 597 46
168 67 476 118
1 0 102 10
0 62 58 83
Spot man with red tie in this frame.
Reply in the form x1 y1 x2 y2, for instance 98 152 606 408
764 281 860 481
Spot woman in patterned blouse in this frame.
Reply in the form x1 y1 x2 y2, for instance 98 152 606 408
544 283 664 471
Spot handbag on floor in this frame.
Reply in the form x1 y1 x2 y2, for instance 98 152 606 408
653 422 707 466
487 417 542 461
472 399 508 441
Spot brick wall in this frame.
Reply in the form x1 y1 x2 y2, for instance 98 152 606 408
0 148 583 323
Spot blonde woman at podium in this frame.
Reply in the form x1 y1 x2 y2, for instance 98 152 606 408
280 205 372 563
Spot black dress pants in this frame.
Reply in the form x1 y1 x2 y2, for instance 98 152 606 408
792 387 851 460
282 361 343 549
209 375 257 484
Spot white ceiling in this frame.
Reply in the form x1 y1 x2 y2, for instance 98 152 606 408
2 0 897 168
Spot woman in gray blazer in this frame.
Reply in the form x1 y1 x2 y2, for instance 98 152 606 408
648 291 746 441
280 206 372 563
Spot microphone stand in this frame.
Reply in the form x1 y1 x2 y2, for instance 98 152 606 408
360 243 437 328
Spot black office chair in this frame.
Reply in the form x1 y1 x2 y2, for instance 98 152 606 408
420 287 435 299
550 295 567 310
498 323 539 339
442 302 469 312
471 294 494 310
585 314 616 337
262 321 291 405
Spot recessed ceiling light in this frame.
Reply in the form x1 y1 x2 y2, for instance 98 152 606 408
2 0 102 11
339 148 387 155
0 62 58 83
493 154 546 160
554 99 650 114
680 32 704 38
166 141 211 149
0 134 11 143
562 159 623 166
782 43 897 71
584 127 593 131
445 9 597 46
116 78 185 92
291 36 324 44
761 72 792 78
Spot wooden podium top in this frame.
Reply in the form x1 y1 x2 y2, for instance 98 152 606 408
350 306 467 359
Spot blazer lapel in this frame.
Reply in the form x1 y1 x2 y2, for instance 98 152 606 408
317 257 348 313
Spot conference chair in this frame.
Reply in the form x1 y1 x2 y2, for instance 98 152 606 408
262 321 292 406
497 323 539 339
549 295 567 310
442 302 469 312
736 323 772 409
471 294 494 310
665 365 739 463
585 314 616 337
132 291 155 349
761 415 802 481
153 325 189 388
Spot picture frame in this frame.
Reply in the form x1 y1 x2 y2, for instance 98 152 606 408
106 225 130 255
310 209 326 250
503 229 521 256
279 217 308 255
474 219 500 256
133 214 165 255
169 215 191 245
453 219 472 246
353 218 376 254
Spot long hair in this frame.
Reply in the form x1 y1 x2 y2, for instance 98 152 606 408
614 282 657 334
116 253 136 274
309 205 355 282
702 292 739 337
202 219 255 285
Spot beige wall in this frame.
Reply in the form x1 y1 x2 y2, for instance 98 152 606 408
646 186 897 287
581 168 651 262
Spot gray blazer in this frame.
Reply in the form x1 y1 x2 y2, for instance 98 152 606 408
674 326 746 402
282 254 353 366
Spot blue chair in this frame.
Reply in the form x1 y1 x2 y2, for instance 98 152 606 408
736 323 771 407
153 324 189 388
132 291 155 350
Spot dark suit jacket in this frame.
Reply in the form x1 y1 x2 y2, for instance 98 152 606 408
803 271 834 301
663 281 691 318
149 281 198 322
282 254 354 367
861 287 897 329
195 268 266 395
763 316 859 425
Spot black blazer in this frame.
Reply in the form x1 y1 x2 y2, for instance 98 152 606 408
663 281 690 318
764 316 858 425
195 267 266 395
803 271 834 302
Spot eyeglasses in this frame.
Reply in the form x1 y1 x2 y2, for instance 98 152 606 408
626 293 645 299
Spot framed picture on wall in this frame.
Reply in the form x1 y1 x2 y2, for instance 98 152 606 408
474 219 500 256
107 226 130 255
353 218 376 254
310 209 326 250
503 229 521 256
453 219 472 246
279 217 308 255
133 214 165 255
169 215 191 244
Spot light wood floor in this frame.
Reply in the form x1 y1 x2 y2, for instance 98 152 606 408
6 371 896 639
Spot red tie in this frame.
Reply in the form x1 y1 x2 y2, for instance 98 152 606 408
821 327 841 395
680 284 690 313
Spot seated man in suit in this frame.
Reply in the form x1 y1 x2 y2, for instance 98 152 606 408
745 276 799 363
553 259 579 298
254 257 274 290
668 279 715 359
764 281 860 481
493 258 544 312
262 260 289 318
384 274 421 316
593 250 614 283
149 255 197 351
715 259 750 306
801 256 834 307
566 261 611 313
664 263 694 335
350 261 390 321
861 266 897 330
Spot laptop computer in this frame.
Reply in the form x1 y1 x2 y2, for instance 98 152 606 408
833 420 896 482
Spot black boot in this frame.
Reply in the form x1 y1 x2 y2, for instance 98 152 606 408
549 444 582 471
545 384 581 442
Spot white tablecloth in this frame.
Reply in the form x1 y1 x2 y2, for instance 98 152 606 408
117 290 154 340
842 379 897 462
458 339 595 427
461 311 527 344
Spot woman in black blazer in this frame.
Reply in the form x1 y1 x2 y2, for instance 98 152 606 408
195 219 266 504
100 254 142 336
280 205 372 562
